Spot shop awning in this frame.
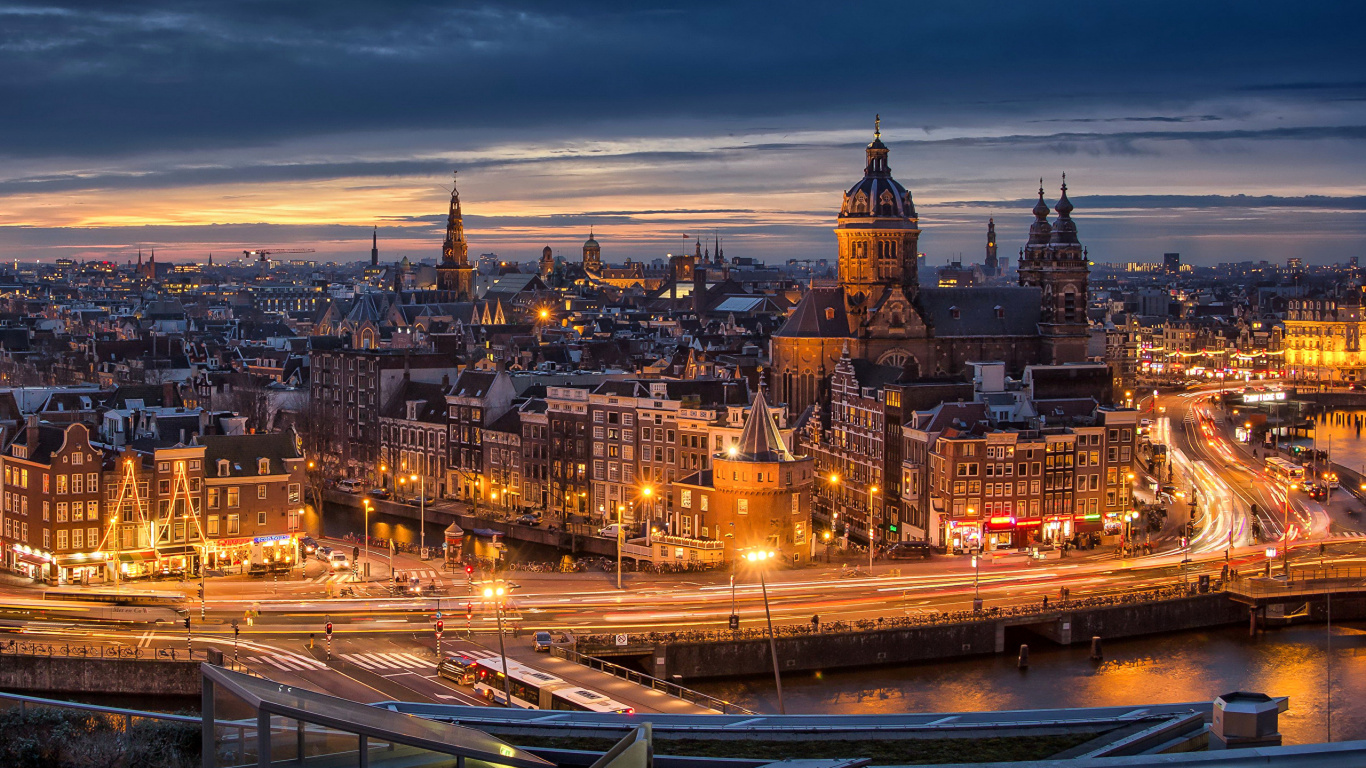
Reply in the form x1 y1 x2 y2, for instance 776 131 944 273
156 545 199 557
15 551 51 566
55 554 110 567
117 550 156 564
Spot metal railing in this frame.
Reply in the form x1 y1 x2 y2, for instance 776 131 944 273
578 582 1221 648
1225 565 1366 599
0 639 213 661
551 645 754 715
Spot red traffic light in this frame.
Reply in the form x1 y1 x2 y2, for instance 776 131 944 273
436 619 444 633
465 564 473 575
465 602 473 619
325 622 333 636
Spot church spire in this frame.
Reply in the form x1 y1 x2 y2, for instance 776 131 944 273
441 171 468 267
865 114 890 176
370 225 379 267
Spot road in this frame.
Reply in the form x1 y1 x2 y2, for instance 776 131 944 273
4 388 1366 709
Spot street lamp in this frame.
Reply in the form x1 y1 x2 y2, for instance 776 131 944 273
361 498 372 580
868 485 879 571
411 473 425 557
1283 483 1297 577
481 584 513 707
743 549 785 715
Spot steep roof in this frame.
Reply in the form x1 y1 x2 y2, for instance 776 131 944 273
200 432 301 477
917 287 1042 337
732 388 795 462
774 287 851 338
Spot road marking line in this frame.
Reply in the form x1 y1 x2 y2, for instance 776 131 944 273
396 653 433 667
361 653 406 669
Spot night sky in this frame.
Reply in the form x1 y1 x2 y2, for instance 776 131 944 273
2 1 1364 266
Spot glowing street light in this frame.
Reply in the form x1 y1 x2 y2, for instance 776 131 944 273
482 584 513 706
743 548 785 714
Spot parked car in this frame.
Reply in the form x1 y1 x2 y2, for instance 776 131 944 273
598 524 622 538
329 551 351 570
886 541 933 560
516 513 542 526
337 479 364 493
368 488 391 500
533 631 553 652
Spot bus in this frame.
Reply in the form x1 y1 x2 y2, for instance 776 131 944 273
1265 457 1306 485
43 588 185 607
471 658 633 713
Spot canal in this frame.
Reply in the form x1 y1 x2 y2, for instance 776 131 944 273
692 621 1366 744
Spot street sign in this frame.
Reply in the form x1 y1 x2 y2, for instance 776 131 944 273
728 614 739 630
614 633 628 646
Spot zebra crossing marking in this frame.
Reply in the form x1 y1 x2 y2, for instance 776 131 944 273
252 653 326 672
394 569 441 582
341 652 435 672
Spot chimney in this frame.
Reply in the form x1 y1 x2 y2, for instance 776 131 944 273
163 381 175 407
441 374 450 389
693 268 707 317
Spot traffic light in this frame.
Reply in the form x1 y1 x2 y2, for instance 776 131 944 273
436 619 444 634
197 585 204 600
325 621 333 637
184 617 190 631
464 564 473 577
353 546 360 560
465 602 473 620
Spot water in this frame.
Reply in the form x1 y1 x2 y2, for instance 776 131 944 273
319 502 566 563
1311 409 1366 478
692 622 1366 744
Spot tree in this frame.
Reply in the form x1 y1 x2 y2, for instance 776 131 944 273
295 394 344 512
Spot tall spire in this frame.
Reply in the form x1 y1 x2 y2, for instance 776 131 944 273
1055 173 1074 218
370 225 379 267
732 385 795 462
874 113 881 139
441 171 468 267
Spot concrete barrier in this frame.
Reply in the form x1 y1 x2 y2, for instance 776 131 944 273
0 655 202 696
648 594 1250 681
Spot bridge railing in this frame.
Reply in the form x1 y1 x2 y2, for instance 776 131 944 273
1225 565 1366 599
578 582 1219 648
551 645 755 715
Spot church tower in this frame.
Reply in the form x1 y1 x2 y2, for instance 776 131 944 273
985 218 998 276
582 230 601 274
370 226 379 267
1017 176 1089 363
437 171 476 300
835 116 921 317
539 246 555 278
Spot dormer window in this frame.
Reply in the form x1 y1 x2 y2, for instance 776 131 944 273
825 308 836 321
949 306 960 320
995 305 1005 320
258 458 270 475
217 459 230 477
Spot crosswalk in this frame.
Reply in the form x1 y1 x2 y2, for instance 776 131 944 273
341 652 437 672
250 652 328 672
394 569 442 582
312 571 355 584
1336 530 1366 539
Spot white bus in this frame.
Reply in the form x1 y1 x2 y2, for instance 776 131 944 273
472 658 633 713
1265 457 1306 485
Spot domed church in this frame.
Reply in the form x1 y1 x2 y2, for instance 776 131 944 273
769 118 1091 416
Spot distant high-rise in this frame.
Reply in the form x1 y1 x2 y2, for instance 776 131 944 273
1163 252 1180 275
985 218 998 276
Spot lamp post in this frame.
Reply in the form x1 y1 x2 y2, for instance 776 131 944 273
412 473 425 557
361 498 372 580
868 485 879 571
823 531 832 563
482 584 513 707
1283 483 1296 577
744 548 785 715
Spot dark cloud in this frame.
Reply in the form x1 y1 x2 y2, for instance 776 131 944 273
0 1 1363 157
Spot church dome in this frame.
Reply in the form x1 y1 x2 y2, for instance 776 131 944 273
1049 176 1080 246
839 117 916 222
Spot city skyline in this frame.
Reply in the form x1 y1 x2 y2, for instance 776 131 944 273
1 1 1364 265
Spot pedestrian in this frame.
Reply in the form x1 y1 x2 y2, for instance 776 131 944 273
1042 595 1049 609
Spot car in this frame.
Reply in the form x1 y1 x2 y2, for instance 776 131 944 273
315 545 333 561
368 488 391 500
886 541 933 560
533 631 553 652
329 552 352 570
516 514 542 526
437 652 481 684
300 536 318 555
598 524 622 538
337 479 364 493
